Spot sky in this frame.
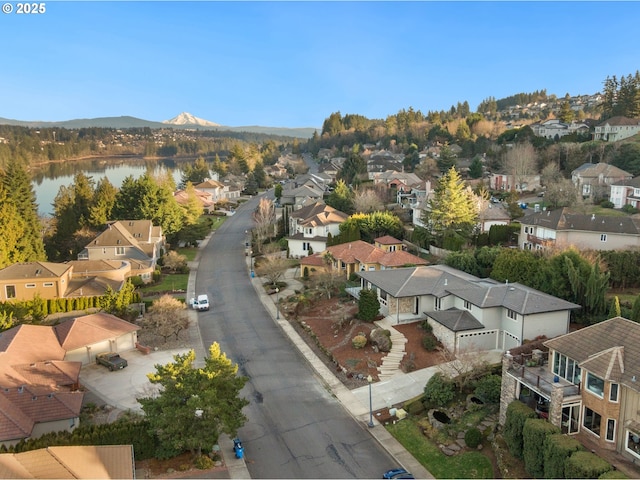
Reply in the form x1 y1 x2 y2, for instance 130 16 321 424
1 1 639 129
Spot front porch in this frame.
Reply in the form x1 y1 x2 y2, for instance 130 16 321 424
345 286 426 325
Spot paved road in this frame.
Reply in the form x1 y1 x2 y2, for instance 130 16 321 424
195 194 397 479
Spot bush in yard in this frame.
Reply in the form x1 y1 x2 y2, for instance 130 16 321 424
599 470 630 479
473 374 502 404
564 450 612 479
420 320 433 333
503 401 537 459
464 427 482 448
194 454 214 470
357 288 380 322
543 433 584 479
369 328 392 352
423 372 455 409
352 334 367 349
422 334 437 351
523 417 560 478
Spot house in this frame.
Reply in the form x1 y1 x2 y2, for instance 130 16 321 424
287 202 348 258
351 265 579 353
280 182 325 209
372 171 423 192
77 220 165 283
489 172 542 192
571 162 632 199
531 119 590 139
500 317 640 475
593 116 640 142
173 187 215 211
0 262 73 302
609 176 640 209
518 207 640 251
0 445 135 478
0 314 139 446
477 202 511 233
300 238 428 278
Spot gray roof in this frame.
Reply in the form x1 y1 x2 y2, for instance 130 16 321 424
428 308 484 332
519 207 640 235
358 265 579 314
544 317 640 392
611 176 640 188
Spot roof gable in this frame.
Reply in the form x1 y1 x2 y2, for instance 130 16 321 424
54 313 139 351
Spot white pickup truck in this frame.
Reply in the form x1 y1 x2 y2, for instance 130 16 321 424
190 294 210 311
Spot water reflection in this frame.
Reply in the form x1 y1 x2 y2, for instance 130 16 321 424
31 156 194 216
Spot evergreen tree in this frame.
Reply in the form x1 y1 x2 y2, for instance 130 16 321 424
181 182 204 225
630 295 640 322
252 160 267 189
180 157 211 188
468 157 483 179
138 343 249 456
0 181 28 268
88 177 118 227
608 296 621 318
326 179 354 214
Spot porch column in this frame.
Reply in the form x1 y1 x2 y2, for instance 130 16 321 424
499 353 516 425
549 383 564 428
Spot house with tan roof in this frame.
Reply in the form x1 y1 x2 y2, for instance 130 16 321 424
300 238 428 278
0 445 135 479
0 313 139 446
518 207 640 251
500 317 640 475
593 116 640 142
0 262 73 302
77 220 165 283
571 162 632 199
173 187 215 211
351 265 579 353
287 202 348 258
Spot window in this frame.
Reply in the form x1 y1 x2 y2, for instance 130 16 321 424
606 419 616 442
379 290 388 307
586 372 605 398
305 227 313 235
5 285 16 299
507 309 517 320
43 282 54 287
116 247 125 255
389 245 396 252
553 352 581 384
25 283 36 288
626 429 640 458
302 242 310 251
434 297 442 311
583 407 602 437
341 261 346 270
600 234 607 242
610 383 619 402
464 300 472 311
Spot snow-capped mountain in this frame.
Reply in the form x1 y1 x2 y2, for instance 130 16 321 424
163 112 220 127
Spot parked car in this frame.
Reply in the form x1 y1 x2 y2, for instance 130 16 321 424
383 468 414 479
190 294 210 311
96 352 128 371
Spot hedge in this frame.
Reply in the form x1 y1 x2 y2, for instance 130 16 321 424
523 418 560 478
564 450 612 479
543 433 583 479
503 401 537 459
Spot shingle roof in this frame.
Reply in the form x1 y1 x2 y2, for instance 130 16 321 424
428 308 484 332
571 162 632 180
0 262 72 281
519 207 640 235
544 317 640 391
611 176 640 188
597 116 640 127
374 235 403 245
53 313 139 351
325 241 427 268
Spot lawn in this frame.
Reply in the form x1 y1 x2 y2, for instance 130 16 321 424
139 273 189 294
386 418 494 479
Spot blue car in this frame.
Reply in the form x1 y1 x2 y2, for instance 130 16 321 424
383 467 414 479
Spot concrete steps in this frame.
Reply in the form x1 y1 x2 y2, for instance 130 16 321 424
375 321 408 381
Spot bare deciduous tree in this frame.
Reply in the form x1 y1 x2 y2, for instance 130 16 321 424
437 346 491 393
142 294 189 343
353 188 384 213
255 254 289 286
502 142 538 191
163 250 188 272
253 198 276 253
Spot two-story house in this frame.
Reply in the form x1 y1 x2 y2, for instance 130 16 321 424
0 261 73 302
77 220 165 283
531 119 590 139
300 238 428 278
500 317 640 475
519 208 640 251
609 176 640 209
571 162 632 199
593 116 640 142
287 202 348 258
351 265 579 353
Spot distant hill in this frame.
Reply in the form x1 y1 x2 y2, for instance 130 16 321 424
0 114 318 139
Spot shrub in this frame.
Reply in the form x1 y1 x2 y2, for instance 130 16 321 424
194 454 214 470
622 204 638 214
357 288 380 322
523 418 560 478
503 401 537 459
370 328 392 352
473 374 502 404
407 400 425 416
352 334 367 349
423 372 455 408
420 320 433 333
422 334 437 351
464 427 482 449
543 433 584 479
564 450 612 479
599 471 630 479
600 200 614 208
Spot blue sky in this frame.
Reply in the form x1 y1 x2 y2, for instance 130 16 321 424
1 1 638 128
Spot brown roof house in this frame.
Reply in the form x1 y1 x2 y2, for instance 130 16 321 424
77 220 165 283
519 207 640 251
287 202 348 258
0 445 135 479
571 162 632 200
0 262 73 302
300 238 428 279
500 317 640 477
173 187 215 211
0 313 139 447
351 264 579 353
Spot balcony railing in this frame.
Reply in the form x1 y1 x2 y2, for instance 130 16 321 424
507 362 580 398
527 234 555 246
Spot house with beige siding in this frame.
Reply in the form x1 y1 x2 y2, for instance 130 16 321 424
0 261 73 302
518 208 640 251
571 162 632 199
500 317 640 476
351 265 579 353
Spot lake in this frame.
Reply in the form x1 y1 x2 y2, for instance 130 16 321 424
31 156 191 216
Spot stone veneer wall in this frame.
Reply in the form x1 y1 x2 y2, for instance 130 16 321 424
499 353 517 425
